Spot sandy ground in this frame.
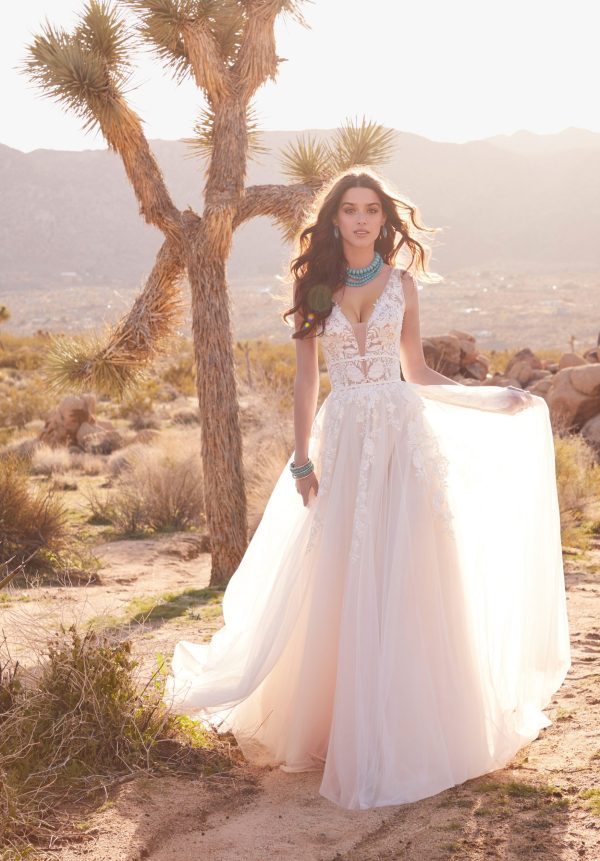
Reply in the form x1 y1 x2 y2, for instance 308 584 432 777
3 535 599 860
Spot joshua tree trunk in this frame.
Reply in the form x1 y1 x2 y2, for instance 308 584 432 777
187 96 249 584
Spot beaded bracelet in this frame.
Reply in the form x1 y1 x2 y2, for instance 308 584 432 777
290 457 314 479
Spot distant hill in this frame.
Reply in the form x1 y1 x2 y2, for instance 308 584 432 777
1 126 599 289
1 128 599 352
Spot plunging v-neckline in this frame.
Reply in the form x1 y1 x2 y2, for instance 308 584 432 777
332 266 397 334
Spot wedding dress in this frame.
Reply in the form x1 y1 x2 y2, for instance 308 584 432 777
165 266 571 810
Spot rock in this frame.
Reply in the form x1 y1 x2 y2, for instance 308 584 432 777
482 373 510 387
558 352 587 370
422 334 461 376
463 361 488 381
583 347 600 363
77 423 123 455
528 369 553 382
449 329 479 364
505 348 542 385
528 377 553 398
547 364 600 430
581 413 600 454
39 394 120 452
448 329 476 342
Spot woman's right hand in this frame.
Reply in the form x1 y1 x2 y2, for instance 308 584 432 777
295 471 319 506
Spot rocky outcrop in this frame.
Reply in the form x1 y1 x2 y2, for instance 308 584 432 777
423 330 489 380
420 333 600 440
547 365 600 431
39 394 122 453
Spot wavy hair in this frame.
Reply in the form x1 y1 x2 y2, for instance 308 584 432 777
282 167 442 339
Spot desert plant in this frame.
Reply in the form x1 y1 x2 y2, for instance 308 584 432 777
0 376 49 428
0 455 70 581
0 625 236 852
554 432 600 539
22 0 397 585
84 444 204 535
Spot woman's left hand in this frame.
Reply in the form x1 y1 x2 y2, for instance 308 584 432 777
505 385 535 413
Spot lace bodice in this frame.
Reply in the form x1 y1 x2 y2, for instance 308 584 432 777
321 267 406 390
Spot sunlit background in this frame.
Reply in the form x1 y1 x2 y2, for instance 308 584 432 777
3 0 599 151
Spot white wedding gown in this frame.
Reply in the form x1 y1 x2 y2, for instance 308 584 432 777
165 266 571 810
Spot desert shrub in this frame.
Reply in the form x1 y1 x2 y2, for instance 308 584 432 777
0 455 69 579
108 375 163 423
172 407 200 425
29 443 72 475
161 354 196 396
85 444 204 536
68 451 105 476
0 331 50 372
554 433 600 539
0 625 236 852
234 339 297 403
0 376 49 428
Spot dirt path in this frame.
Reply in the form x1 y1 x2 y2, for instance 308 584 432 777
42 539 599 861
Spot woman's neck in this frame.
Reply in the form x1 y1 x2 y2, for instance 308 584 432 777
343 247 376 269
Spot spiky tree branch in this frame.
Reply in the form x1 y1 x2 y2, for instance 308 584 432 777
22 1 183 241
233 181 316 239
232 0 306 102
44 223 194 395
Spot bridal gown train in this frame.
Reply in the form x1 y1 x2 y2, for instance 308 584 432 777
165 266 571 811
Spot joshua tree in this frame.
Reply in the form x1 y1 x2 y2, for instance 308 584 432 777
22 0 396 585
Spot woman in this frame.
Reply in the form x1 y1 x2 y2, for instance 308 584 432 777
165 168 571 811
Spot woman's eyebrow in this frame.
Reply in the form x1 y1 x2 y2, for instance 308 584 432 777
341 201 381 206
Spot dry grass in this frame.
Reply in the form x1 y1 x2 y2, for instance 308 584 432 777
482 346 563 375
0 374 50 430
0 455 70 582
554 432 600 545
85 436 205 536
0 624 238 855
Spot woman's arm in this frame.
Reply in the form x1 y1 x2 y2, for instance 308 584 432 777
292 311 320 506
399 270 462 386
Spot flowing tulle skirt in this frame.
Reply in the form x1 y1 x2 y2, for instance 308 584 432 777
165 381 571 810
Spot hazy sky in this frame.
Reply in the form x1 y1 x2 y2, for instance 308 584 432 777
4 0 598 152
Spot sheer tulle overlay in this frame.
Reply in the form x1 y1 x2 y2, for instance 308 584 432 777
165 267 571 810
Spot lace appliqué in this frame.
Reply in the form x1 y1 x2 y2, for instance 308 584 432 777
303 267 455 562
321 268 405 390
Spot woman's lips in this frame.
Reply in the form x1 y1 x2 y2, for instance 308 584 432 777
354 230 369 235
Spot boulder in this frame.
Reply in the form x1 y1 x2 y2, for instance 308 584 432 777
583 347 600 363
581 413 600 455
422 334 462 376
528 377 554 399
527 369 553 382
449 329 479 364
558 352 587 370
39 394 121 452
463 360 488 382
504 348 542 386
547 364 600 431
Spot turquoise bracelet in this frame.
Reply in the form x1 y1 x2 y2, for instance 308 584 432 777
290 458 314 479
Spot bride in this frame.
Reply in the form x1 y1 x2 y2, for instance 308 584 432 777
165 168 571 811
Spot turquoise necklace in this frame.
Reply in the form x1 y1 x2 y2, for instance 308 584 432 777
345 251 384 287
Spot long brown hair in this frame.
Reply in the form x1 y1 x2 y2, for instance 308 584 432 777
282 167 441 339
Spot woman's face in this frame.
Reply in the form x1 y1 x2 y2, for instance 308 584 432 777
332 186 386 248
